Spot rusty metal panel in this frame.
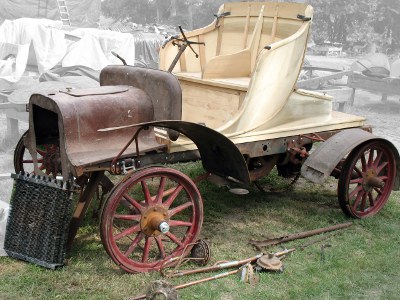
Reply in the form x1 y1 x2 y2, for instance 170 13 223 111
100 66 182 140
28 86 165 177
301 128 376 184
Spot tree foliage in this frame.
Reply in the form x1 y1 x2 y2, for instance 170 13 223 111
102 0 400 53
309 0 399 53
101 0 231 29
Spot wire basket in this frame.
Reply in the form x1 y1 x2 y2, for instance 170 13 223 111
4 173 72 269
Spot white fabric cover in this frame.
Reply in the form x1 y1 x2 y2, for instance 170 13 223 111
0 200 10 256
0 18 66 84
62 28 136 70
0 19 137 89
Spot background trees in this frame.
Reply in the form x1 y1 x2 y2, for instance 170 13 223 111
101 0 400 54
309 0 399 53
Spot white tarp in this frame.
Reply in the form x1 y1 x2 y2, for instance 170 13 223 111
0 200 10 256
62 28 136 70
0 18 136 90
0 18 66 75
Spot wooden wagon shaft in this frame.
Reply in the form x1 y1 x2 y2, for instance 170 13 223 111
249 222 353 248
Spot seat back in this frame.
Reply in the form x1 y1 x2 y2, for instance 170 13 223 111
159 1 310 78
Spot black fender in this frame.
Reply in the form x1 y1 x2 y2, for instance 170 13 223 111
100 120 251 185
301 128 400 189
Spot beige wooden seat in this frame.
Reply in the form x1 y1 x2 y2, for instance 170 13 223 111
160 2 334 135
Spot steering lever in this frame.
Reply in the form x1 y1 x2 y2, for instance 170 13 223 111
111 51 127 66
177 26 205 58
166 26 205 72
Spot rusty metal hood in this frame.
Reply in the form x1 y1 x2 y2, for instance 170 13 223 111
27 86 163 177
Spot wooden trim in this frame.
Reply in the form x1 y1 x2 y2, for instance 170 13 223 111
243 5 251 49
271 6 279 42
221 2 307 19
250 5 265 72
198 35 206 71
216 18 224 56
176 73 249 92
179 48 187 72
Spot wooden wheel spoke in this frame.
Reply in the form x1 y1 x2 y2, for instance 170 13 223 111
114 214 141 221
168 201 193 217
377 175 388 182
360 155 367 171
155 236 166 259
114 223 141 240
22 159 40 164
349 185 363 199
155 177 167 204
36 149 47 156
124 232 145 257
376 161 388 175
165 232 183 247
368 192 375 207
373 187 383 195
163 185 184 208
142 237 152 262
169 220 193 227
367 148 374 167
350 178 363 184
373 150 383 168
123 194 144 212
354 166 363 177
352 191 364 211
141 180 153 205
360 192 367 211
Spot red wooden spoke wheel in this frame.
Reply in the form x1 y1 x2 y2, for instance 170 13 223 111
14 131 60 175
100 167 203 273
338 140 397 218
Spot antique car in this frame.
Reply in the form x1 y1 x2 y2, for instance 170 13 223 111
5 1 399 274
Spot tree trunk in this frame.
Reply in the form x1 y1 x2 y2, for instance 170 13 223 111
171 0 177 17
188 0 193 30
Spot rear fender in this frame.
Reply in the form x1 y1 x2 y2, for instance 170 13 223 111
301 128 400 190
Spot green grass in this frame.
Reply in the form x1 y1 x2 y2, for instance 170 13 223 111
1 162 399 299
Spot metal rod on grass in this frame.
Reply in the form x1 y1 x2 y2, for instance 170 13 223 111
249 222 353 249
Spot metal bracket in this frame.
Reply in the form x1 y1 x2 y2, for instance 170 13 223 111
214 11 231 27
297 14 311 21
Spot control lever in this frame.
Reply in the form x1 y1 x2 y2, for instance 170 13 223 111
177 26 204 58
111 51 127 66
162 34 180 48
167 25 205 72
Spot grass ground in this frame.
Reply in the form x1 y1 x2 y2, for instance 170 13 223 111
0 162 399 300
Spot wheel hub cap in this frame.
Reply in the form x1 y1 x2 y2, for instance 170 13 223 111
140 205 170 237
363 169 384 192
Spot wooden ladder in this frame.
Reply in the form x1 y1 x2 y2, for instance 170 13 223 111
56 0 71 26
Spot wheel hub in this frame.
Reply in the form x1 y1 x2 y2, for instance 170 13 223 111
363 169 384 192
140 205 170 237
